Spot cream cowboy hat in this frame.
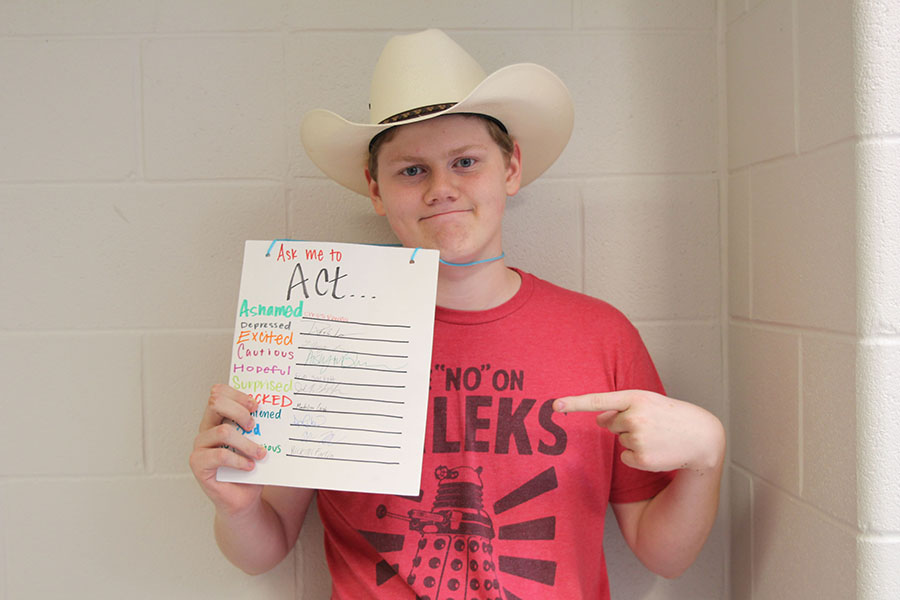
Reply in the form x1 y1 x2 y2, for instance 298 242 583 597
300 29 574 197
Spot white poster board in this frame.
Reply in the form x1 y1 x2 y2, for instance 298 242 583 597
217 240 439 495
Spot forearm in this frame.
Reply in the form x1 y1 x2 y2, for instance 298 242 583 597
555 389 726 577
214 497 294 575
629 461 723 578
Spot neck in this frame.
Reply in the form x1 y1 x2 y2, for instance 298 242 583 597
435 259 521 311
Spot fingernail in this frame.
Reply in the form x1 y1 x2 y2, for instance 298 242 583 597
257 446 267 459
554 400 566 412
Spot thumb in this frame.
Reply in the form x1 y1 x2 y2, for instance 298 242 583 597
595 410 619 430
619 448 639 470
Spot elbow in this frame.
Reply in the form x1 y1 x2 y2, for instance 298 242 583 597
233 552 290 577
637 546 700 580
238 560 276 577
653 563 690 580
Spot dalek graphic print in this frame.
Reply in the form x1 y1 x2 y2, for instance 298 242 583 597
377 465 501 599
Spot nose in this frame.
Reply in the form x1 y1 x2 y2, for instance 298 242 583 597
425 167 457 205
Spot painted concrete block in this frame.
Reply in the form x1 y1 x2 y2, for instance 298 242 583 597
726 0 794 168
580 0 716 30
288 178 397 245
857 140 900 336
583 176 720 321
751 143 856 333
858 342 900 532
0 184 285 330
729 468 752 600
638 321 723 417
297 497 332 598
726 0 748 24
728 168 751 318
752 481 856 599
0 39 136 181
854 0 900 136
143 36 285 180
503 180 583 293
288 32 388 181
801 334 857 525
285 0 571 30
0 493 6 600
2 478 295 598
0 0 155 34
152 0 284 32
729 323 800 493
858 538 900 599
475 32 717 176
797 0 855 151
143 331 233 474
0 333 142 476
0 0 284 35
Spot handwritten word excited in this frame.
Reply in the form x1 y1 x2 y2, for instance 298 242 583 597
236 330 294 346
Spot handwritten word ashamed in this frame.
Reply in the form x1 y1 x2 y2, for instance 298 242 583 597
240 299 304 318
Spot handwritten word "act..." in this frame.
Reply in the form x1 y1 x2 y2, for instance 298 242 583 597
286 263 347 301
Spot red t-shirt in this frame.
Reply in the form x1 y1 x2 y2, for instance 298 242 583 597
317 270 673 599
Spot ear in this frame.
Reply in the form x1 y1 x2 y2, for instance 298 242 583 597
505 141 523 197
365 168 387 216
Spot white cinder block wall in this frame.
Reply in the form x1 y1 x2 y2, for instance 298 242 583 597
6 0 893 598
855 1 900 597
0 2 724 598
727 0 900 599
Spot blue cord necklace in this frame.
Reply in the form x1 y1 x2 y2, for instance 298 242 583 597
408 247 505 267
440 251 505 267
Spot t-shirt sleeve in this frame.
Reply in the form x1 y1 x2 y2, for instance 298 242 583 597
608 319 676 504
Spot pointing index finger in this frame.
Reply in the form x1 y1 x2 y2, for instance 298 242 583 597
553 391 633 414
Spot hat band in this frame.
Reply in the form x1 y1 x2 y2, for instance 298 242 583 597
378 103 457 124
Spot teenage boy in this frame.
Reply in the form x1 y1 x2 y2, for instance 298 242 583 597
190 29 725 599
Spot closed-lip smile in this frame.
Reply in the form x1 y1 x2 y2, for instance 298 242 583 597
420 208 472 221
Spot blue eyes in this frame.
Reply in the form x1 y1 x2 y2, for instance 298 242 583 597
399 158 476 177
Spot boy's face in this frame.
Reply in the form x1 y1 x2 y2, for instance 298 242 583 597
366 114 522 264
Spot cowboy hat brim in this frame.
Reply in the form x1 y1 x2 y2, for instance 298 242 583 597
300 63 574 197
